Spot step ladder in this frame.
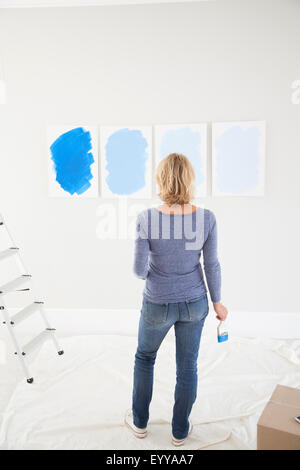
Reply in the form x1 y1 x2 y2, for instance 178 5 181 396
0 213 64 384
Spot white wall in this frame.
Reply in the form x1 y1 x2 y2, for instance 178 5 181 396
0 0 299 312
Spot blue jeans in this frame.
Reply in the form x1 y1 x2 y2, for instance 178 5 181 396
132 294 209 440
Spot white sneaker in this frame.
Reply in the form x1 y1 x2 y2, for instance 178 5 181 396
124 409 147 439
172 420 193 446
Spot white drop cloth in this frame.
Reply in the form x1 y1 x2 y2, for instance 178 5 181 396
0 332 299 450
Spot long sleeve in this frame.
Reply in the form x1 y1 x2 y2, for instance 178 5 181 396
202 211 221 302
133 212 150 279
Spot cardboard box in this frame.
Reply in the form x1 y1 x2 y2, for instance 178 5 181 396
257 384 300 450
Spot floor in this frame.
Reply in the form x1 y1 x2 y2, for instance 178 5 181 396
0 329 300 450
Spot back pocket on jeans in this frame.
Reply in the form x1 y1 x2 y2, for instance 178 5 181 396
186 295 209 322
142 299 168 325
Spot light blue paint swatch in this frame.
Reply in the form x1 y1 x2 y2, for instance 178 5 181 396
50 127 94 195
159 127 204 185
215 125 261 194
105 128 148 195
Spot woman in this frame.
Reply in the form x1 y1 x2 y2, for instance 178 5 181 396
125 153 228 446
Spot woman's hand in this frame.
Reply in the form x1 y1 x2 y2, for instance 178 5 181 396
213 302 228 321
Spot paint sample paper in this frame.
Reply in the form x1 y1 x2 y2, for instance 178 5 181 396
100 126 152 198
47 125 98 198
155 124 207 197
212 121 265 196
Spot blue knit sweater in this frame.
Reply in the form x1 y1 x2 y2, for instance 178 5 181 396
133 207 221 304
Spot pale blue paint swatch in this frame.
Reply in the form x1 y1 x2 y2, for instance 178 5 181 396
159 127 204 185
105 128 149 195
215 125 261 194
50 127 94 195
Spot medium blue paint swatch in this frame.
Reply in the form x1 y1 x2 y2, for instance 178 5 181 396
215 126 261 193
105 128 148 195
159 127 204 185
50 127 94 195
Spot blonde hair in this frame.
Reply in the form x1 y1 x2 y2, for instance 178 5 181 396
156 153 195 206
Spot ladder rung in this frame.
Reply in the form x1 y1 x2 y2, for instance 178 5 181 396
10 302 42 326
22 329 53 355
0 247 19 262
0 275 31 295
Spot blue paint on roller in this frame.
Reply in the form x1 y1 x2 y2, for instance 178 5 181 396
105 128 148 195
50 127 94 195
215 126 261 194
159 127 204 185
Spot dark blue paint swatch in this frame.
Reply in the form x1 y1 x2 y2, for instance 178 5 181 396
105 128 148 195
50 127 94 195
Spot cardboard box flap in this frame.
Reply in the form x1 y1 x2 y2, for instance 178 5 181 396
258 385 300 436
270 385 300 408
258 402 300 436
